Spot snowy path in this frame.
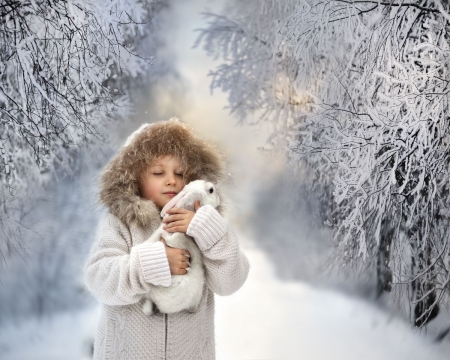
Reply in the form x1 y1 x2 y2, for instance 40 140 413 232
215 238 449 360
1 235 449 359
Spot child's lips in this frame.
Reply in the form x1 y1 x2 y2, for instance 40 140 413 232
164 192 177 197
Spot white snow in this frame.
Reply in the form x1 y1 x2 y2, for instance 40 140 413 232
0 307 99 359
215 238 449 360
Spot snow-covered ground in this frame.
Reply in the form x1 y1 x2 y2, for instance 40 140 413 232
1 234 449 360
0 304 98 359
216 238 450 360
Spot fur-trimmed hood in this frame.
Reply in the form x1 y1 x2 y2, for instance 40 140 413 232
99 117 226 227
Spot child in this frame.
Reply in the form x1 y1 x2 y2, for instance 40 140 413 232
84 117 250 360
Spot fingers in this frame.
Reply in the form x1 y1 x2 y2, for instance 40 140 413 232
179 259 190 269
164 220 186 228
177 250 191 262
173 251 190 263
165 207 189 215
166 246 191 275
172 260 190 275
164 225 188 233
171 268 187 275
164 220 189 233
163 209 196 234
165 244 191 258
162 214 186 223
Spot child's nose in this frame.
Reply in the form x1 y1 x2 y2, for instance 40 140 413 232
166 174 176 185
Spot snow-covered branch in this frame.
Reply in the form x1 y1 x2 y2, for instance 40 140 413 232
198 0 450 327
0 0 156 196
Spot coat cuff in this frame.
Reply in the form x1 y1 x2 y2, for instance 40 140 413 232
136 241 171 287
187 205 228 251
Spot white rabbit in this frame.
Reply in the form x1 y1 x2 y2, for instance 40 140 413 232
142 180 220 315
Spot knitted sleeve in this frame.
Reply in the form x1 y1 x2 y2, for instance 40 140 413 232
84 212 172 306
186 205 250 296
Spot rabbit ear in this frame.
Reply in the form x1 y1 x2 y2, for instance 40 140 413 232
161 191 186 217
176 192 198 211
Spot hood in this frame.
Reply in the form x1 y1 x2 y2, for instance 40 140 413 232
99 117 226 227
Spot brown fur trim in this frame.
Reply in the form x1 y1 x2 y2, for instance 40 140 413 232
99 117 226 227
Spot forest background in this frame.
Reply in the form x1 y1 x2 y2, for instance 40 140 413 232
1 0 450 358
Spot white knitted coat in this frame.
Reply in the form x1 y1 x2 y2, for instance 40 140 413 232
84 204 250 360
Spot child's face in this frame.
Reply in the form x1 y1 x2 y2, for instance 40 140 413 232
138 155 185 210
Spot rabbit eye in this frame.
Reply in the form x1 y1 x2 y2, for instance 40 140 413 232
209 188 214 194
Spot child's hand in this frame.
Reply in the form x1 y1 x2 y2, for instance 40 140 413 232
161 238 191 275
162 200 201 234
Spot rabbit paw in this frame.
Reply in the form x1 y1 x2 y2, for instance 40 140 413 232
143 300 154 316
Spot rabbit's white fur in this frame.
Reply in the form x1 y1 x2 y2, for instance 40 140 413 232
142 180 220 315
